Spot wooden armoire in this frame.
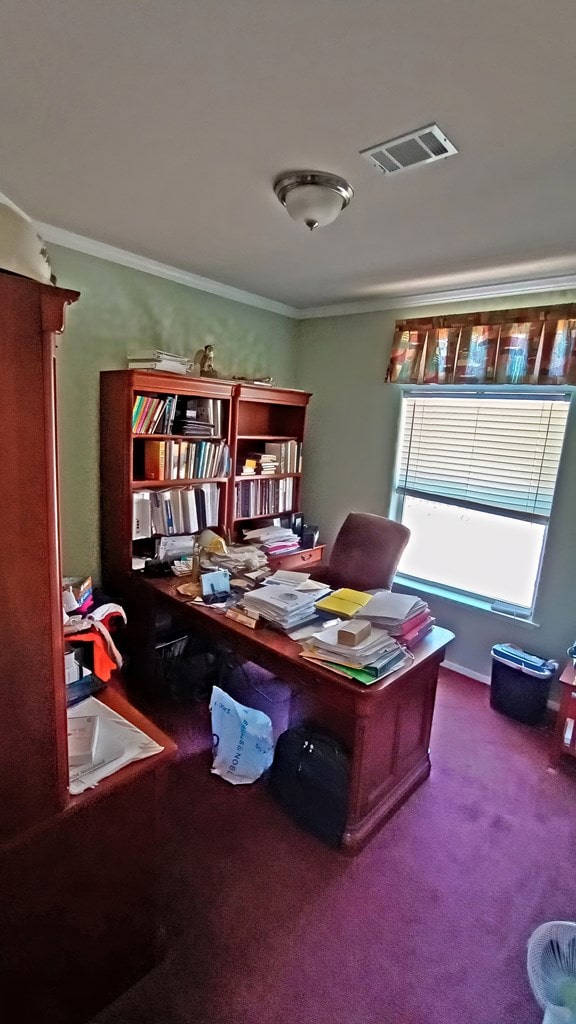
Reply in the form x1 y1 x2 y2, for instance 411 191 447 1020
0 271 176 1023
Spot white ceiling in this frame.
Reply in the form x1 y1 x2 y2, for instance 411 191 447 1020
1 0 576 310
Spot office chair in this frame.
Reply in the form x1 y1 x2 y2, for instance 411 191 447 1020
307 512 410 593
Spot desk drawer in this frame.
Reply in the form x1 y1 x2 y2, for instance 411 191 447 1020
268 545 325 571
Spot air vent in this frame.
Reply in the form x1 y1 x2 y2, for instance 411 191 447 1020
360 124 457 175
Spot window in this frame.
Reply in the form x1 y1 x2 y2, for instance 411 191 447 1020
393 393 570 612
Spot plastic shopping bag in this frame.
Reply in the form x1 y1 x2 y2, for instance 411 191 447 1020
209 685 274 785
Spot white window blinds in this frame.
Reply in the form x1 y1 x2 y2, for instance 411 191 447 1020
397 395 569 521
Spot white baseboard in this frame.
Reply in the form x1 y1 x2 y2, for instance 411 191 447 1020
442 659 490 684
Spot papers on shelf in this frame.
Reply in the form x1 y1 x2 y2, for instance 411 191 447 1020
67 697 164 795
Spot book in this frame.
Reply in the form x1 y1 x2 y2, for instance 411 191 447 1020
67 715 100 766
315 588 373 619
144 441 166 480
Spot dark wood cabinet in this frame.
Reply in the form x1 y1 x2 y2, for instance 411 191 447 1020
0 272 176 1023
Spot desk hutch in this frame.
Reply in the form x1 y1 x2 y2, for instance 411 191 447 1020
0 272 176 1023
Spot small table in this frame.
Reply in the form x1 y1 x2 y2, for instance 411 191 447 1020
550 662 576 767
142 577 454 853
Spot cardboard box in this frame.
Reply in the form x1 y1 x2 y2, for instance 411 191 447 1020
62 575 92 604
337 619 371 647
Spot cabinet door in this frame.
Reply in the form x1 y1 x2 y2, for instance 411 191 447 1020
0 275 77 842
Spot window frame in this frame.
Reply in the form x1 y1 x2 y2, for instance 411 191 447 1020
390 385 571 615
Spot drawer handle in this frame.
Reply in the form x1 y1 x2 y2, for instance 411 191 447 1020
301 552 313 561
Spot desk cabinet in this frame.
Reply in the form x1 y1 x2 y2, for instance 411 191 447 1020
550 662 576 766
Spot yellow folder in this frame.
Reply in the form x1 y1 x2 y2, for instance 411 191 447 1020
315 588 372 619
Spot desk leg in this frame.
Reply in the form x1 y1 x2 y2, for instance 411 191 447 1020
549 687 576 768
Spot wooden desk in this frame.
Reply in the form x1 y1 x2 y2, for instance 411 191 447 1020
550 662 576 767
145 578 454 854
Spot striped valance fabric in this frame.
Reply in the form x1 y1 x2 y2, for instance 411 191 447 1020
387 304 576 385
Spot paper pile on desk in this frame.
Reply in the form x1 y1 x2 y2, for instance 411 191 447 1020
300 622 409 684
363 591 435 648
243 584 326 631
202 543 268 575
67 697 164 794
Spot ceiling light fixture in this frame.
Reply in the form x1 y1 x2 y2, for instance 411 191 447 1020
273 170 354 231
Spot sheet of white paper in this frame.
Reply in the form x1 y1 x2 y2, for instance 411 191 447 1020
67 696 164 794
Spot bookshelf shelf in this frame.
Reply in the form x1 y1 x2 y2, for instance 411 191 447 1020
237 434 299 441
132 433 226 441
233 509 297 522
234 472 301 481
133 477 229 488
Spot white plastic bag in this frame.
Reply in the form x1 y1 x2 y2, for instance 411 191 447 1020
209 685 274 785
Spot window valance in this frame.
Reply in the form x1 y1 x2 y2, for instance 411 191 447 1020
387 303 576 385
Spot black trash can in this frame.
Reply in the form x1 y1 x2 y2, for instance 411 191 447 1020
490 644 557 726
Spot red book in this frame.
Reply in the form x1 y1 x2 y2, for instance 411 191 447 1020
402 619 435 648
392 609 431 637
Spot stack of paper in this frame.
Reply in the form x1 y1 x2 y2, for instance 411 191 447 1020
243 584 322 631
243 525 301 557
300 623 408 684
67 697 164 794
263 570 330 597
128 350 191 374
201 543 268 575
363 591 435 648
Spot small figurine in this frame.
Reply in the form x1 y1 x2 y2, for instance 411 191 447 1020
192 343 218 378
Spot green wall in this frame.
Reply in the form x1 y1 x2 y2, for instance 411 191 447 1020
51 245 297 580
295 289 576 678
52 238 576 680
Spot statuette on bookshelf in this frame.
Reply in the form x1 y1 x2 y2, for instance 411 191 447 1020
192 343 219 378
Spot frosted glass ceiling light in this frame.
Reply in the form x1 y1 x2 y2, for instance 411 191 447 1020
273 170 354 231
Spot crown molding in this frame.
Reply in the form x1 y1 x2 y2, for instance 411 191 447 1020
38 222 298 319
35 217 576 321
295 273 576 318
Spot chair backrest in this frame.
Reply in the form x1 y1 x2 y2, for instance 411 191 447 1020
326 513 410 592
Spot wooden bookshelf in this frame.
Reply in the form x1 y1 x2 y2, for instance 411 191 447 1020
100 373 312 593
100 370 236 593
228 382 310 535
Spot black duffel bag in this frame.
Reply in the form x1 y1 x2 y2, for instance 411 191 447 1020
268 725 350 849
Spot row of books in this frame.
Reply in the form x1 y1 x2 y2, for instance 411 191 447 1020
132 394 224 436
132 484 220 538
235 477 295 519
238 453 278 476
264 441 302 474
141 439 230 481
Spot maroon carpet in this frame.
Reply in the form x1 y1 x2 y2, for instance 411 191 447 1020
92 670 576 1024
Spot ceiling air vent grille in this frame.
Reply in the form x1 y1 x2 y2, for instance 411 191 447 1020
360 124 457 175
